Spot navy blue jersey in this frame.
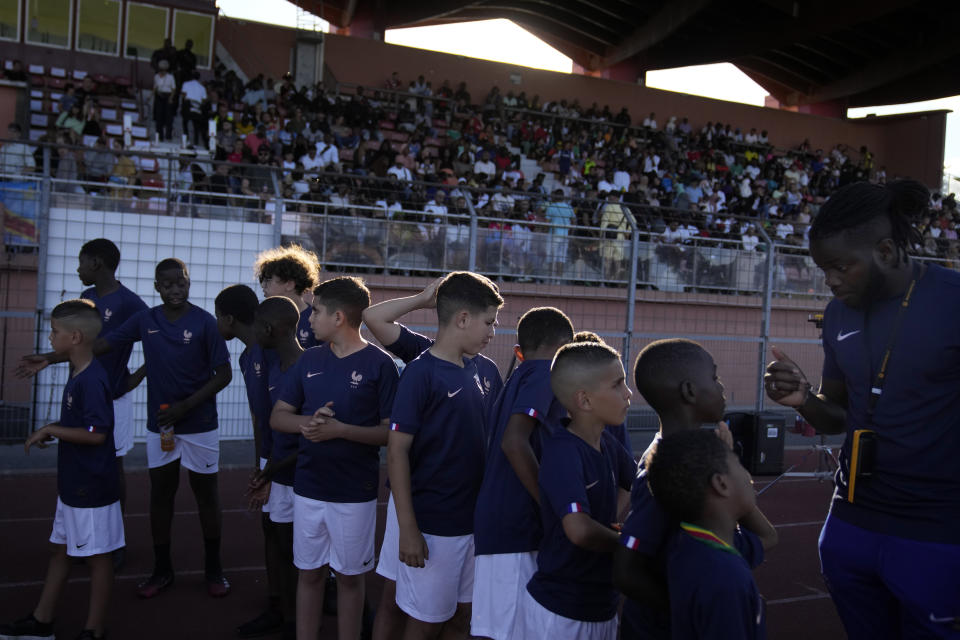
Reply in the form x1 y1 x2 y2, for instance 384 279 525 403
278 343 398 502
267 355 300 487
821 264 960 544
106 304 231 434
81 283 148 399
527 427 634 622
620 434 671 639
297 306 321 349
605 422 632 455
57 360 120 508
240 345 274 460
474 359 565 555
666 526 765 640
390 350 489 536
384 323 504 409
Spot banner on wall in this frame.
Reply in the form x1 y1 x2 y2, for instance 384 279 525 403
1 181 39 246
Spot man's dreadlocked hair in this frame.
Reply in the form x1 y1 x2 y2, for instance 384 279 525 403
810 180 928 264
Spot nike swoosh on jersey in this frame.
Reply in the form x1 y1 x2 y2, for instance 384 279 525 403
448 388 463 398
585 480 599 489
147 329 160 334
837 330 861 341
268 386 276 391
306 371 323 378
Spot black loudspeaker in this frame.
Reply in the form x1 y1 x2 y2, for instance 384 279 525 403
723 411 785 475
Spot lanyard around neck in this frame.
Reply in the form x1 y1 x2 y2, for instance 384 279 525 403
680 522 740 556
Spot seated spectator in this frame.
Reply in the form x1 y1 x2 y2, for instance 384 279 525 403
643 112 657 129
741 224 760 251
59 84 79 114
82 138 115 185
81 105 103 141
227 139 245 164
315 134 340 171
387 156 412 182
0 123 36 176
245 125 269 157
5 59 26 82
474 150 496 180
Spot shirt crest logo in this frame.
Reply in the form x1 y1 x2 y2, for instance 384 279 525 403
350 370 363 388
254 362 262 376
183 329 193 344
66 393 73 409
483 377 491 393
103 308 113 322
300 329 310 340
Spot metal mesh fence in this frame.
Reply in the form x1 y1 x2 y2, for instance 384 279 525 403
2 146 957 442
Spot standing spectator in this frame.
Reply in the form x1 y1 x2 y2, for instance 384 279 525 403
176 39 197 89
153 60 176 142
150 38 178 74
0 123 36 176
599 191 629 280
180 71 208 147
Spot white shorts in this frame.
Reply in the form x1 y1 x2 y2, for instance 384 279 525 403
50 498 125 557
267 482 295 524
471 552 538 639
396 531 475 624
511 590 617 640
548 235 569 265
112 394 134 457
376 494 399 581
258 458 271 514
293 495 376 574
145 429 219 473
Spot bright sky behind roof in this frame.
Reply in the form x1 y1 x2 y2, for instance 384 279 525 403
217 0 957 191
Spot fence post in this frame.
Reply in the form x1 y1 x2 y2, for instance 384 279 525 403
755 227 776 414
33 145 53 430
623 207 640 372
270 168 283 246
465 190 478 272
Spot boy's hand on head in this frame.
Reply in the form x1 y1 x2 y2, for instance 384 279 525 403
157 401 188 427
765 347 810 408
416 277 443 309
398 525 429 568
715 420 733 450
15 354 49 378
24 426 54 453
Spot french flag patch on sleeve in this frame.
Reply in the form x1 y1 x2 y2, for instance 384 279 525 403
624 535 640 550
568 502 584 514
390 422 400 431
525 408 539 418
87 425 96 433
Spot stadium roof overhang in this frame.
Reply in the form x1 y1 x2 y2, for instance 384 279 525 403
293 0 960 108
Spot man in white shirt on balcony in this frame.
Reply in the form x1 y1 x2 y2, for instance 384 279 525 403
387 156 412 182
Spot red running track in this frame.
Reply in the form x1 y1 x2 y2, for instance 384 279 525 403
0 452 844 639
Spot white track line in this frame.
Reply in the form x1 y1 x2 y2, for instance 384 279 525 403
0 566 266 590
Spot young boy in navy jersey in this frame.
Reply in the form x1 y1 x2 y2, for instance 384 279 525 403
253 244 321 349
387 271 503 639
364 276 505 640
77 238 148 513
246 295 307 640
271 276 399 640
572 331 632 455
512 342 634 640
105 258 233 599
471 307 573 640
214 284 285 638
645 429 774 639
1 300 123 640
614 339 777 640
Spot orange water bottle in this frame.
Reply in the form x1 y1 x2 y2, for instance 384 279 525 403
159 403 175 452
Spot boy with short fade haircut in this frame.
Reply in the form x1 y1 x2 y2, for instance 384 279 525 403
271 276 399 640
572 330 632 454
471 306 573 640
214 284 285 638
615 339 776 640
645 429 774 640
253 243 321 349
512 342 634 640
77 238 148 509
387 271 503 639
362 276 504 400
1 300 122 640
103 258 233 599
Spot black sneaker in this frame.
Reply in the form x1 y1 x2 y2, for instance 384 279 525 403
235 609 283 638
0 613 54 639
135 571 174 599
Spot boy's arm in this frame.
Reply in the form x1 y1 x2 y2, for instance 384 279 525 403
361 277 441 347
254 451 298 486
125 364 147 394
270 400 314 434
25 423 106 452
562 512 621 552
612 546 669 609
501 413 540 503
157 362 232 427
738 505 778 551
17 337 112 377
302 409 390 446
387 430 429 568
